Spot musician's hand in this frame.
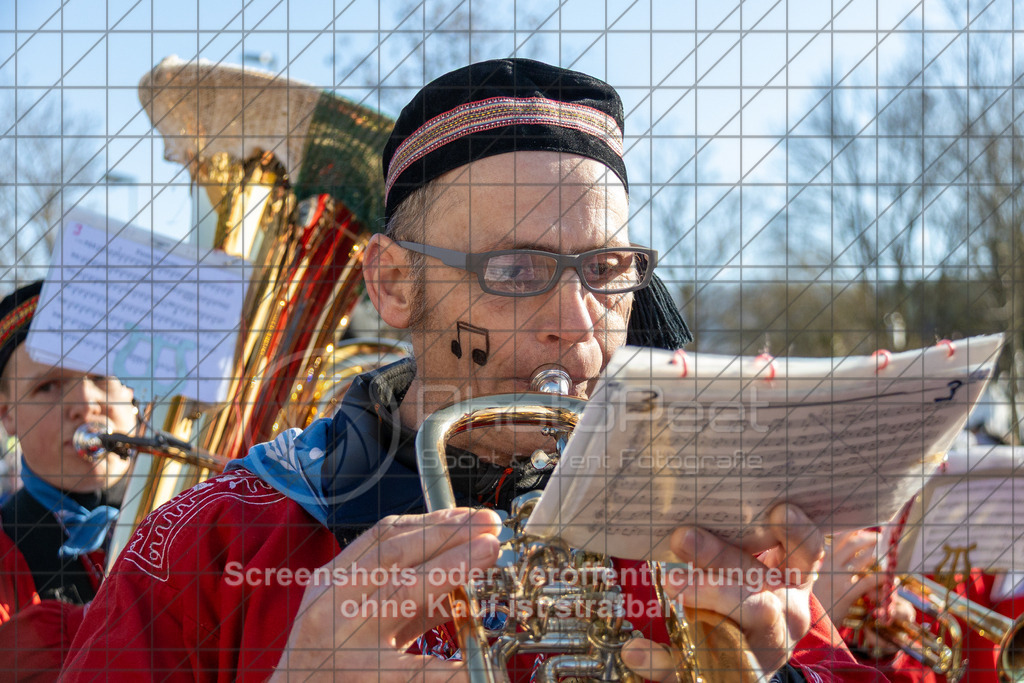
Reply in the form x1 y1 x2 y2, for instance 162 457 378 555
621 504 824 680
849 594 916 658
815 528 883 621
269 507 501 682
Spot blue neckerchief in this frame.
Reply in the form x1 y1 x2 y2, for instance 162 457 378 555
229 359 425 532
19 459 119 559
227 411 424 528
226 422 331 525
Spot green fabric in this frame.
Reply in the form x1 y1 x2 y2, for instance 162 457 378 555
294 93 394 230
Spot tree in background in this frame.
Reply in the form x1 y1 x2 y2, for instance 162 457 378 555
777 3 1021 440
332 0 551 116
0 87 100 286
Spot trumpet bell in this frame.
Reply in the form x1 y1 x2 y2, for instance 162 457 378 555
999 617 1024 683
898 573 1024 683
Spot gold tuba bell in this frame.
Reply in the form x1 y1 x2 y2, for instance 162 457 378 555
415 366 763 683
107 57 398 564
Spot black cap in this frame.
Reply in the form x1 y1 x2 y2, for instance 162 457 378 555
383 58 628 222
0 281 44 379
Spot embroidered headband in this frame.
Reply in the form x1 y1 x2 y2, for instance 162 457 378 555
0 280 43 380
382 58 628 222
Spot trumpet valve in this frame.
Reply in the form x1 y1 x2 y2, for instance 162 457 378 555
531 449 554 469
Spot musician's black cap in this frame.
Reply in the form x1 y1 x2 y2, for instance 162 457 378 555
382 58 628 222
0 281 43 380
383 59 690 350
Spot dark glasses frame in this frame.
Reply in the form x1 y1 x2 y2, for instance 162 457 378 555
395 240 658 297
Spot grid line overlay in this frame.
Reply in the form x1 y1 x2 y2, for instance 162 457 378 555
0 0 1021 679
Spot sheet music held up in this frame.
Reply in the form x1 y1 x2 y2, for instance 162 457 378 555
524 335 1004 561
26 209 248 404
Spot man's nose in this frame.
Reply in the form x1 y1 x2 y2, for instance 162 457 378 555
537 270 597 344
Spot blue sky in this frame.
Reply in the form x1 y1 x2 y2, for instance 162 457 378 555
0 0 976 274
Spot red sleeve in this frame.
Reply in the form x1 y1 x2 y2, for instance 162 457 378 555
0 526 40 623
60 472 339 681
789 595 891 682
0 600 86 682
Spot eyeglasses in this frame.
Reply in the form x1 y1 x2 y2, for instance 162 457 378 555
395 241 657 297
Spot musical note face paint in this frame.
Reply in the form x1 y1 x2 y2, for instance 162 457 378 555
451 321 490 366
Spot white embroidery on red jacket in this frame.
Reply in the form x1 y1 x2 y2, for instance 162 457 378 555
123 471 285 582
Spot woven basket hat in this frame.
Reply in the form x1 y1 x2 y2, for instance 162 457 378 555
139 56 394 227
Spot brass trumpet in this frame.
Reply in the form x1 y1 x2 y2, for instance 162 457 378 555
900 574 1024 683
845 572 1024 683
844 593 963 679
415 366 762 683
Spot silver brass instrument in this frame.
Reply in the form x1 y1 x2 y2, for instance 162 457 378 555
415 366 763 683
73 424 229 472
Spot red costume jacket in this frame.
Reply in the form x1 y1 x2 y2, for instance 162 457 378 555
1 490 107 681
61 470 887 681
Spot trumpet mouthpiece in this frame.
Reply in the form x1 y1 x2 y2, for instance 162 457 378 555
530 364 571 395
72 424 107 462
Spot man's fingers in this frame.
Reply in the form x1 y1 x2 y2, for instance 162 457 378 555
679 583 800 673
382 655 471 683
283 652 470 683
332 508 501 571
373 533 501 642
832 532 879 571
669 526 764 576
373 509 502 569
767 505 825 578
621 637 677 683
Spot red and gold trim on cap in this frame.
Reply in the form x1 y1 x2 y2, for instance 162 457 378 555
0 295 39 348
385 96 625 202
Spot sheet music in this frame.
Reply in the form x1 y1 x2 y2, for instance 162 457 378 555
524 335 1005 561
26 208 248 404
896 445 1024 574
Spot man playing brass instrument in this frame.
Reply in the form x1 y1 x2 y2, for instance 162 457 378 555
64 59 883 681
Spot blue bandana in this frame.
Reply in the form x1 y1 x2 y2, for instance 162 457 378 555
19 459 120 559
226 423 331 525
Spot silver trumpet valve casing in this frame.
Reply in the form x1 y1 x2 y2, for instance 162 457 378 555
414 365 764 683
417 368 618 682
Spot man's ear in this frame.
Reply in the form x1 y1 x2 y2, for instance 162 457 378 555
0 393 14 438
363 234 416 329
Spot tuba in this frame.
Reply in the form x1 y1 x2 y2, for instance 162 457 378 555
415 366 763 683
108 56 399 563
